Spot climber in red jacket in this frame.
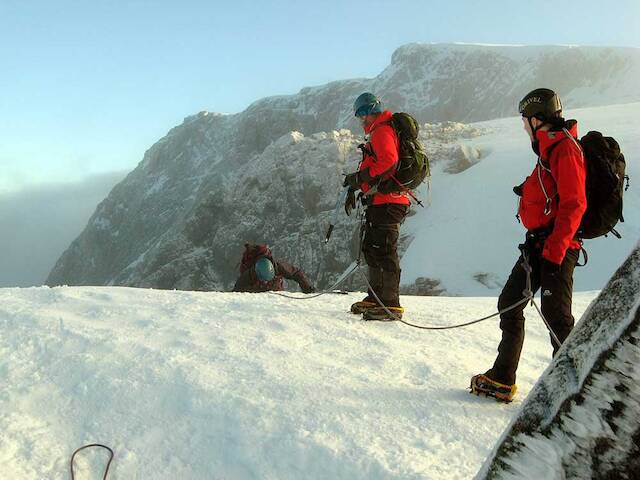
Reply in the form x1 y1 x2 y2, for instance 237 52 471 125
343 92 410 321
471 88 587 402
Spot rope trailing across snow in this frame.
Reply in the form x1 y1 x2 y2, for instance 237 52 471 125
272 249 560 343
272 203 560 341
356 248 560 344
271 261 359 300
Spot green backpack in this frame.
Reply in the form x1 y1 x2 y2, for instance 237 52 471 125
376 112 430 194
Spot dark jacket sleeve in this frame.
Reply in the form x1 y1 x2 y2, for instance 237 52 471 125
232 269 253 292
275 261 315 293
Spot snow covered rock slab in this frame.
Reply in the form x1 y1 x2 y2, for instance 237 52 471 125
477 244 640 479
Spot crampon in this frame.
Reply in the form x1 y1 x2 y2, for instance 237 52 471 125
469 374 517 403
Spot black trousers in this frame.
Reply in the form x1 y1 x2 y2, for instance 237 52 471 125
488 244 579 385
362 204 408 307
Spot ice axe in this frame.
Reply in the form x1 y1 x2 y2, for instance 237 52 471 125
325 186 350 244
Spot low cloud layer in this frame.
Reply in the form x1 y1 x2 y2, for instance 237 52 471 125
0 171 127 287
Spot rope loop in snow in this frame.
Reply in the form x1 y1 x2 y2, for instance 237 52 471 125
70 444 114 480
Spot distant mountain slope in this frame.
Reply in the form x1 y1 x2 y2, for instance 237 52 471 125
47 44 640 291
476 243 640 479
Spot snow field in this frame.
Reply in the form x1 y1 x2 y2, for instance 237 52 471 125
1 286 596 479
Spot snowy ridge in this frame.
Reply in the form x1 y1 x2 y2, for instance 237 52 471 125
477 244 640 479
382 43 640 121
0 286 597 479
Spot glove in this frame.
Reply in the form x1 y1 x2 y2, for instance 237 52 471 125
344 188 356 216
342 172 361 189
513 182 524 196
301 284 316 294
542 258 561 276
297 277 315 294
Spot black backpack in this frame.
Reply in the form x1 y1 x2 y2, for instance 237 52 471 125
375 112 430 194
548 130 629 239
576 131 629 239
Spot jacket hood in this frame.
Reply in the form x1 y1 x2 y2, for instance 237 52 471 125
364 110 393 134
536 119 579 160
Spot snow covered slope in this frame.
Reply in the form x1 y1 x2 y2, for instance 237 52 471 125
477 243 640 479
0 286 597 479
402 102 640 295
46 44 640 293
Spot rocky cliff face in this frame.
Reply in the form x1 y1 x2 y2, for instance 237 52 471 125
47 44 640 291
49 121 484 291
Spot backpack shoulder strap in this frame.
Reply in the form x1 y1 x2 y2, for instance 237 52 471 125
358 142 376 160
542 129 582 168
370 119 392 130
561 128 582 150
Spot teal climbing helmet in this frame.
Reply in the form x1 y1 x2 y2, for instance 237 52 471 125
353 92 383 117
254 256 275 282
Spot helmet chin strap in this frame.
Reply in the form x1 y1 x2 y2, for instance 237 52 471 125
527 117 542 156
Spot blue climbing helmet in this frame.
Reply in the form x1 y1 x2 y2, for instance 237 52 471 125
353 92 383 117
254 256 276 282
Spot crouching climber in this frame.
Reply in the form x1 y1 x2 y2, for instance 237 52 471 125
232 243 315 293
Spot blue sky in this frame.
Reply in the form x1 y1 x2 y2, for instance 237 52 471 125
1 0 639 192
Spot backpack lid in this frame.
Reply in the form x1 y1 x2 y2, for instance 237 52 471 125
390 112 420 140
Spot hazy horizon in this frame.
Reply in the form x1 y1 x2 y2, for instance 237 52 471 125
0 171 127 287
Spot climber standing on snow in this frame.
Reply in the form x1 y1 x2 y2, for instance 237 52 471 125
343 93 410 320
471 88 587 402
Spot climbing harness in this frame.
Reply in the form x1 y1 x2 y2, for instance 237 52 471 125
70 444 114 480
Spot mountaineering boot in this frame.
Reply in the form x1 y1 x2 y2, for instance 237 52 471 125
351 267 384 314
382 269 401 308
469 374 517 403
350 296 377 314
363 306 404 321
361 269 404 320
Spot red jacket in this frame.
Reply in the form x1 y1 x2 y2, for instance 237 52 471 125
358 110 410 206
518 121 587 265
